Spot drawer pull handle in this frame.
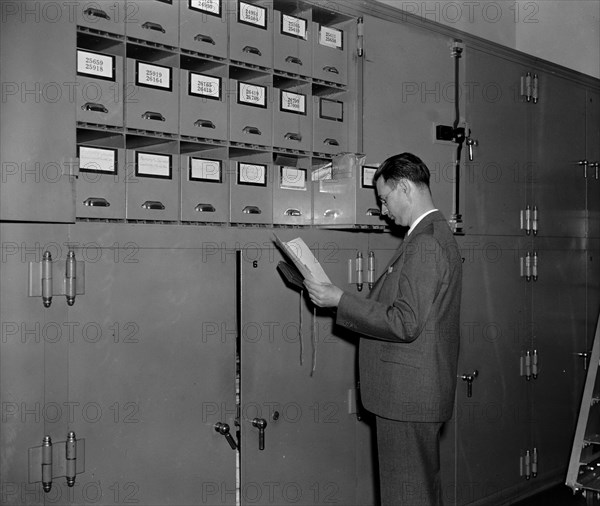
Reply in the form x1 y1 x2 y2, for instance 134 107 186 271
323 65 339 75
194 34 215 45
83 197 110 208
195 203 216 213
243 126 261 136
142 21 165 33
194 119 216 129
324 209 341 218
284 132 302 142
141 201 165 210
284 208 302 217
142 111 166 122
83 7 110 20
324 138 339 146
285 56 303 66
242 206 262 215
243 46 262 56
82 102 108 114
366 208 380 216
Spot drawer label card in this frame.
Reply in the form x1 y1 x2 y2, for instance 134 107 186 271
280 167 307 190
79 146 117 174
319 26 343 49
362 165 378 188
281 14 307 39
280 90 306 115
189 0 220 16
136 152 172 179
238 82 267 108
77 50 115 81
238 1 267 29
189 73 221 100
320 98 344 121
136 62 172 91
238 163 267 186
190 158 222 182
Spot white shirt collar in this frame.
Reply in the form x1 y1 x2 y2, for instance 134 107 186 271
407 209 437 236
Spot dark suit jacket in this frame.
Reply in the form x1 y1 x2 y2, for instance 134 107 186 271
336 211 462 422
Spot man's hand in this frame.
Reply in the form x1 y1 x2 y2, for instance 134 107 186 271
303 276 343 308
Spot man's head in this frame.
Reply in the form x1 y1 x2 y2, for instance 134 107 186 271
374 153 434 227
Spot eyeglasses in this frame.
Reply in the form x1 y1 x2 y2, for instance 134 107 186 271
378 188 395 207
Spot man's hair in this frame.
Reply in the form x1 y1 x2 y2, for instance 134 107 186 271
374 153 431 189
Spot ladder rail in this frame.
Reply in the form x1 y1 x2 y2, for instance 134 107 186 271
566 306 600 491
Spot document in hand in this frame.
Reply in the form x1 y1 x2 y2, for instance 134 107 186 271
273 234 332 284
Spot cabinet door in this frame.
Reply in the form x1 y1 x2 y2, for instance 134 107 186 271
0 3 76 223
0 224 71 505
362 15 456 219
532 73 587 238
66 224 237 506
463 49 530 236
531 239 587 483
454 235 531 505
238 240 369 506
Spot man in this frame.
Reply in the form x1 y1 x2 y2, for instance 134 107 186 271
304 152 462 505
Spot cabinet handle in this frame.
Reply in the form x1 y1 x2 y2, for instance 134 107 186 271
142 21 165 33
83 197 110 207
194 119 215 129
142 111 166 122
214 422 238 450
195 203 216 213
285 56 303 66
242 206 262 215
324 209 341 218
366 208 380 216
251 418 267 451
194 33 215 45
83 7 110 20
284 132 302 142
243 45 262 56
243 126 261 136
284 208 302 216
324 138 339 146
141 201 165 210
82 102 108 114
323 65 339 75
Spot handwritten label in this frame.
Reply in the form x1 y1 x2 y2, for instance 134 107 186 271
238 82 266 108
136 152 171 179
77 50 114 80
190 158 222 182
319 26 343 49
136 62 171 91
79 146 117 174
238 163 267 186
281 14 307 39
280 167 307 190
239 1 266 28
189 73 221 99
280 90 306 115
189 0 220 15
362 165 378 188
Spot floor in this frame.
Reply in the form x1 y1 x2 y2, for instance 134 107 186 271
512 484 588 505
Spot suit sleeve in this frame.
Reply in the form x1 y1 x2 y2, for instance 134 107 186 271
336 234 448 343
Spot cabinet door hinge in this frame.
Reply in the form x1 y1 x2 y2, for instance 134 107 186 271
357 17 364 57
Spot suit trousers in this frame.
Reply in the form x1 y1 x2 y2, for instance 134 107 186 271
376 416 444 506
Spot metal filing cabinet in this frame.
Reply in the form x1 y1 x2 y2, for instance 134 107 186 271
229 74 273 146
180 152 230 222
272 161 312 225
125 57 179 134
180 66 228 140
125 144 180 221
229 0 273 68
312 94 348 155
312 18 349 85
273 8 313 77
75 0 126 36
229 158 273 224
76 49 124 127
179 0 228 59
273 82 313 152
125 0 179 48
76 144 126 219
